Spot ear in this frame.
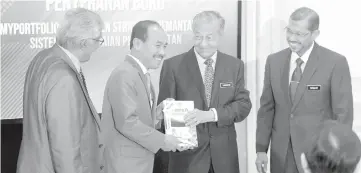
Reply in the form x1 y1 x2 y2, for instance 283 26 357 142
79 39 88 50
311 30 320 40
301 153 312 173
132 38 143 50
218 29 225 36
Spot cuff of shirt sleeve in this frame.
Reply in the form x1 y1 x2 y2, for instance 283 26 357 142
210 108 218 122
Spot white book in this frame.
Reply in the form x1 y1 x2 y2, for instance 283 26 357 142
163 100 198 148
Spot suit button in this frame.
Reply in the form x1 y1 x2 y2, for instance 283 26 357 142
100 165 104 170
99 144 103 148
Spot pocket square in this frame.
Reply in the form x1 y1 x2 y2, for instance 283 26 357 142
220 82 233 88
307 85 321 90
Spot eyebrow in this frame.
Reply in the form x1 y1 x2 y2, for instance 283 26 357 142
156 41 167 45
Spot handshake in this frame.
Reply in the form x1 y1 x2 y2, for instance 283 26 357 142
161 134 194 152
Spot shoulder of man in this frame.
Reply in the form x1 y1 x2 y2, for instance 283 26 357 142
316 44 347 62
268 47 290 60
164 51 188 66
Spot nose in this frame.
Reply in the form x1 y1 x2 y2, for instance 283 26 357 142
199 38 208 48
287 33 298 42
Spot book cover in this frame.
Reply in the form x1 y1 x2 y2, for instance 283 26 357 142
163 100 198 148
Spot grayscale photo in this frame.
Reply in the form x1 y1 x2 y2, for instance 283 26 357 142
1 0 360 173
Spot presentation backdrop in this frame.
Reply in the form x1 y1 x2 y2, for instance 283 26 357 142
0 0 238 119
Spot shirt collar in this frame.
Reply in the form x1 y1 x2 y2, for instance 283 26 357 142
58 44 81 72
128 54 148 74
194 47 217 65
291 41 314 64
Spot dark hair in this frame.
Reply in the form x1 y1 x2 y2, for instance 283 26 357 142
130 20 161 49
290 7 319 31
306 146 360 173
305 121 361 173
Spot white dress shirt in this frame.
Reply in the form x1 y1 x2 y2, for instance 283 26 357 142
289 42 314 83
128 54 153 107
59 44 81 73
194 48 218 122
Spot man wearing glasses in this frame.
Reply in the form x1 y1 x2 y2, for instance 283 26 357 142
255 7 353 173
17 8 105 173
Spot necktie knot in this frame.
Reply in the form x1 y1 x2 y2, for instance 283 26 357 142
204 59 214 66
296 58 304 66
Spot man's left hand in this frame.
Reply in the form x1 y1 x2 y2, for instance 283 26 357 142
184 109 215 127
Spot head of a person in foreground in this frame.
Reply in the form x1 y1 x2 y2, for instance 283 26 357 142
301 121 361 173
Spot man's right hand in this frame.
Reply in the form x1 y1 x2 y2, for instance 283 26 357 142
255 152 268 173
161 135 182 152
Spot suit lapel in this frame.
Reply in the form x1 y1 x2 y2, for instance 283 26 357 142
125 56 152 109
291 44 320 112
210 51 225 107
53 45 101 130
280 49 292 109
184 48 207 106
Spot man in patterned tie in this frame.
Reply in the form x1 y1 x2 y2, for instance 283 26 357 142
256 7 353 173
157 11 252 173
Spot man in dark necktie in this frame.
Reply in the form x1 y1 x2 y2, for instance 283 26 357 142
255 7 353 173
156 10 252 173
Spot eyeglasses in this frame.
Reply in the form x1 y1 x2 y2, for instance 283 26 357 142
285 27 311 37
92 37 104 45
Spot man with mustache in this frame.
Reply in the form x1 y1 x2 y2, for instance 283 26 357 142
157 11 252 173
255 7 353 173
101 20 183 173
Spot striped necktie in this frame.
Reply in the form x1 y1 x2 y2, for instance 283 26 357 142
204 59 214 107
289 58 304 103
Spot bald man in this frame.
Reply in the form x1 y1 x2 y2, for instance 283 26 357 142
255 7 353 173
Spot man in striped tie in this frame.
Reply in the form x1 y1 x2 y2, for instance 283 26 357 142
157 11 252 173
256 7 353 173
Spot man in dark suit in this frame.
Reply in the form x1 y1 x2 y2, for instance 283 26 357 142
17 8 104 173
255 7 353 173
157 11 252 173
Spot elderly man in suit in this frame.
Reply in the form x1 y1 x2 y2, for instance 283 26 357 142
101 20 183 173
17 8 104 173
157 11 252 173
300 121 361 173
256 7 353 173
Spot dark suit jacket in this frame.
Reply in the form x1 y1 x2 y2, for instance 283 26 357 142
101 56 165 173
157 48 252 173
17 45 102 173
256 43 353 173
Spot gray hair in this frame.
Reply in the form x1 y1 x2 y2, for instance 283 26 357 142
192 11 225 33
290 7 319 31
56 8 104 49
